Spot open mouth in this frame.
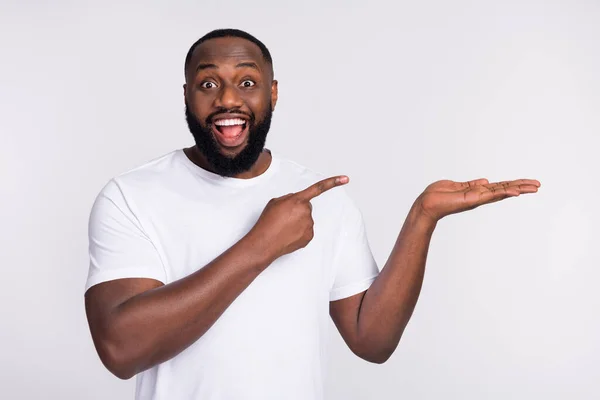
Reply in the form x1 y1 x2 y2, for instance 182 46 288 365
211 118 249 148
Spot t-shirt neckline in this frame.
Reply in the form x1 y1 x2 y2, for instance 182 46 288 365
177 148 280 188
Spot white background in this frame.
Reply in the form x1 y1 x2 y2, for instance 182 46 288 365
1 0 599 399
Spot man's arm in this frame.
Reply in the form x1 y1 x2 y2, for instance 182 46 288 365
330 178 540 363
329 201 434 363
85 231 273 380
86 176 348 379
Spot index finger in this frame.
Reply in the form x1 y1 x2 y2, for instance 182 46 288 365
295 175 349 201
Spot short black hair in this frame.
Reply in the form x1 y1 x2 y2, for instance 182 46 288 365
184 29 273 79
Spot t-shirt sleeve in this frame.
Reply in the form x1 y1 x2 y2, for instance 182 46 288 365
329 194 380 301
85 179 167 293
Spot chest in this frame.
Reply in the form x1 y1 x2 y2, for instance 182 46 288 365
137 186 338 297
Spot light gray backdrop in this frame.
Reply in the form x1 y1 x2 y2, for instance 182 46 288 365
1 0 598 399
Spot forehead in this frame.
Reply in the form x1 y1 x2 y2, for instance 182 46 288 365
189 37 266 72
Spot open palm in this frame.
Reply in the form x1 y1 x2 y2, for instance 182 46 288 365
417 178 541 222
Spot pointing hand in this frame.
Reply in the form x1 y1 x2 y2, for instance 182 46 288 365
250 176 349 261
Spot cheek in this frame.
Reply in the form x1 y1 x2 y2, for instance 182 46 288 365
188 96 211 120
191 91 212 107
243 91 270 113
187 104 208 125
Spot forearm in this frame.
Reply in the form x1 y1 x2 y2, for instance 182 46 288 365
102 230 274 378
356 200 436 362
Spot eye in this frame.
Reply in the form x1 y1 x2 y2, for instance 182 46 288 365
201 81 217 89
241 80 256 88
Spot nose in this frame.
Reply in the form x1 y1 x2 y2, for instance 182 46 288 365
215 83 243 109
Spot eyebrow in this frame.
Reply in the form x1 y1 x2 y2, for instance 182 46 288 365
235 62 260 71
195 61 261 73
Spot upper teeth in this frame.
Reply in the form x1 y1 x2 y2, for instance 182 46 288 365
214 118 245 126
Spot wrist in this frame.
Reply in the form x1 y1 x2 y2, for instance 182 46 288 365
409 197 438 232
241 228 278 269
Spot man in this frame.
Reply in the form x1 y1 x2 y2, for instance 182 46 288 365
84 29 540 399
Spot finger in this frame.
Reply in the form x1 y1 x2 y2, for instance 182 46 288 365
481 183 519 197
492 182 539 195
510 184 539 195
479 183 538 201
295 175 349 201
459 178 489 189
271 193 295 202
514 179 541 187
469 186 515 205
488 179 541 188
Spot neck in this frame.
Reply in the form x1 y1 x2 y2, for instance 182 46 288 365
185 146 272 179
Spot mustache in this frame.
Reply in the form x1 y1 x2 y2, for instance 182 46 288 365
205 108 254 125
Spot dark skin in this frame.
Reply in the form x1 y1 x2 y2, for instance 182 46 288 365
84 37 350 380
85 36 542 379
183 37 277 178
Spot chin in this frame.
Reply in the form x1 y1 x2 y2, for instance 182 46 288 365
213 138 250 158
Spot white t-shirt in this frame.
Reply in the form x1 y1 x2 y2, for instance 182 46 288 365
86 148 380 400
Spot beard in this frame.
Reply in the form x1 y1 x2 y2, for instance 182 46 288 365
185 101 272 177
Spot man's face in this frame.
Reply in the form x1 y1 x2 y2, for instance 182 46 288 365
184 37 278 177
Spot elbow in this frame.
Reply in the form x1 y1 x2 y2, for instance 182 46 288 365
110 367 135 381
358 349 392 364
92 326 139 380
353 337 398 364
97 338 138 380
109 363 137 381
86 295 148 380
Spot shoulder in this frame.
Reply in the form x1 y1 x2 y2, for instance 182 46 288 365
96 150 181 201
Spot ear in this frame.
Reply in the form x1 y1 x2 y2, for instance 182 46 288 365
183 83 187 98
271 80 278 111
